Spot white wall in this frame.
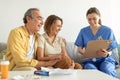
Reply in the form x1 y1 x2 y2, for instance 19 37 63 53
0 0 120 43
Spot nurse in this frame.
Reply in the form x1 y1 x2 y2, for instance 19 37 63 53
75 7 118 78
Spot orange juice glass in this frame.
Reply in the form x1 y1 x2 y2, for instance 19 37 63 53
0 60 9 79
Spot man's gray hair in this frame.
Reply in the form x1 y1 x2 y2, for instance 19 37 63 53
23 8 39 24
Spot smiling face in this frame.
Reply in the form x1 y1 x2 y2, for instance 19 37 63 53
44 15 63 36
86 7 102 28
87 13 100 27
51 20 62 35
26 10 43 33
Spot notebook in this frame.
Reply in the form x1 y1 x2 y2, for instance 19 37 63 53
83 40 112 59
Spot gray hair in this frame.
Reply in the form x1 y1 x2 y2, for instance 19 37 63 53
23 8 40 24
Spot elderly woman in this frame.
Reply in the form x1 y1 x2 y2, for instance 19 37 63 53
36 15 82 69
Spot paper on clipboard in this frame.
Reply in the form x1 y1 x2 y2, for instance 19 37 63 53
83 40 112 59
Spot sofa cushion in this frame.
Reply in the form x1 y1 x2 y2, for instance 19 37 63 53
0 42 7 52
118 44 120 62
0 42 7 59
112 48 119 65
66 42 82 64
0 49 6 59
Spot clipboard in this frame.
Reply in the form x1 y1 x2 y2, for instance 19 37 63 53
83 40 112 59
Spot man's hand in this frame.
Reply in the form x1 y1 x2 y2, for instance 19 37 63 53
35 60 59 70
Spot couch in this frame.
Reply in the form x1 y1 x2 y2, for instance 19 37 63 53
0 42 120 79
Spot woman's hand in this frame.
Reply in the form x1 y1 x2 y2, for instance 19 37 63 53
69 60 75 69
48 54 62 61
46 60 60 66
96 49 109 57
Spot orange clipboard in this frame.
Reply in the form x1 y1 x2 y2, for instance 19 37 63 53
83 40 112 59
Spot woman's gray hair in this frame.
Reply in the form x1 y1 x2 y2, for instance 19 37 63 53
23 8 39 24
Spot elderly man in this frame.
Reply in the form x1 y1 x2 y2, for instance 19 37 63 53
6 8 57 71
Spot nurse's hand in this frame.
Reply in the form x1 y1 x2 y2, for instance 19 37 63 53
96 49 109 57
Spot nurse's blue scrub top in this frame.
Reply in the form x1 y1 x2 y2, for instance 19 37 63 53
75 25 118 50
75 25 118 63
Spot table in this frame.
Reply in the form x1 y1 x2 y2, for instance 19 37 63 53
1 70 119 80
